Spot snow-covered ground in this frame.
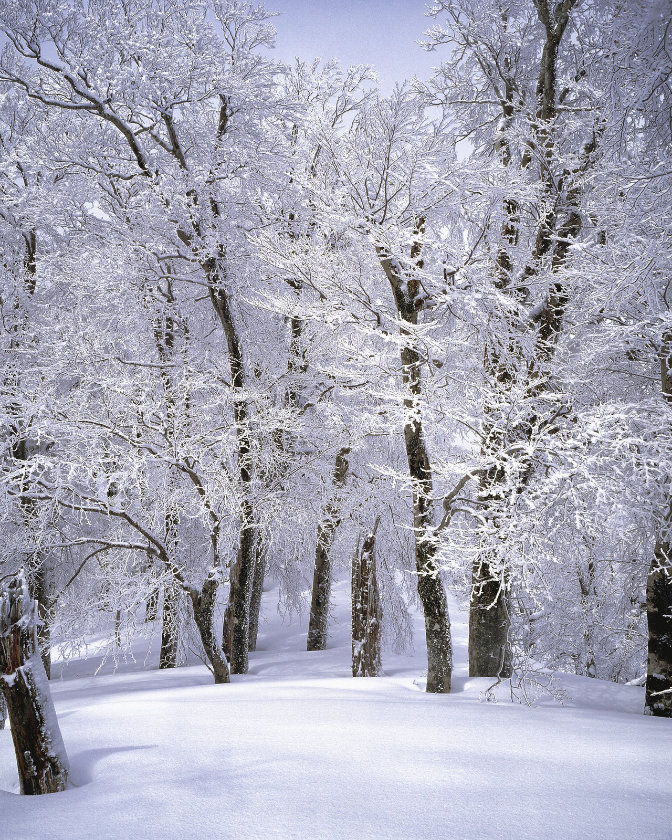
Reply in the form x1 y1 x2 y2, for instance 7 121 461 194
1 579 670 840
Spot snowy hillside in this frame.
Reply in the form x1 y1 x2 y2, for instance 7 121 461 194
1 580 669 840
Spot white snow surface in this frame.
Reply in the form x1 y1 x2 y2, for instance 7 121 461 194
1 579 670 840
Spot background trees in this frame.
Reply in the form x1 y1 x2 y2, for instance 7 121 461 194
0 0 669 714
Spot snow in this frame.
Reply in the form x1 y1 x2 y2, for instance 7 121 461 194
1 579 670 840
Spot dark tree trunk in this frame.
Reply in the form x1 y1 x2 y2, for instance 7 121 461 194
222 500 256 674
352 530 382 677
307 447 351 651
646 337 672 716
469 568 512 678
190 575 230 684
0 571 69 794
114 609 122 646
469 425 512 678
645 539 672 716
376 236 452 694
159 504 179 669
248 532 266 653
32 564 52 679
205 261 257 675
577 557 598 678
160 581 179 670
145 588 159 622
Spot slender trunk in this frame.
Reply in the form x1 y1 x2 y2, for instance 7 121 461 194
307 447 350 651
149 543 229 683
376 234 452 693
0 571 69 794
248 531 266 653
351 529 382 677
145 588 159 622
205 260 256 675
577 557 597 678
646 336 672 715
32 564 52 679
645 537 672 716
12 231 54 678
159 504 179 669
114 609 122 646
252 284 306 652
160 580 179 669
222 500 256 673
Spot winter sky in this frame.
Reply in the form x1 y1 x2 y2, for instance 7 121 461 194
267 0 442 91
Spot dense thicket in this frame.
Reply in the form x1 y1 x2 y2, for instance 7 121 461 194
0 0 670 715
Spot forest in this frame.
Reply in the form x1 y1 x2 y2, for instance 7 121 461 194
0 0 671 835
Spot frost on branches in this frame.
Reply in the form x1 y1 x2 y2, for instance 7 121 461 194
0 0 669 715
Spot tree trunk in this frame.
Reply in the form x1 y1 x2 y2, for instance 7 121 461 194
469 567 512 678
646 337 672 716
32 564 52 679
190 575 230 684
159 504 179 669
351 530 382 677
645 539 672 716
160 580 179 670
145 588 159 622
205 262 257 676
0 571 69 795
577 557 597 678
222 501 256 674
248 532 266 653
307 447 350 651
376 237 452 694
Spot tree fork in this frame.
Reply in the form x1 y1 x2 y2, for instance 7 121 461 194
190 576 230 684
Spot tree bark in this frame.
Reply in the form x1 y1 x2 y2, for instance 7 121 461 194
645 538 672 716
376 233 452 693
307 447 351 651
145 588 159 622
222 499 256 674
32 564 52 679
470 407 513 677
160 580 179 670
352 529 382 677
646 336 672 715
204 260 257 676
0 571 69 794
190 574 230 684
248 532 266 653
469 568 512 678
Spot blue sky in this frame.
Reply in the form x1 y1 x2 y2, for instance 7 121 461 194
266 0 443 92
